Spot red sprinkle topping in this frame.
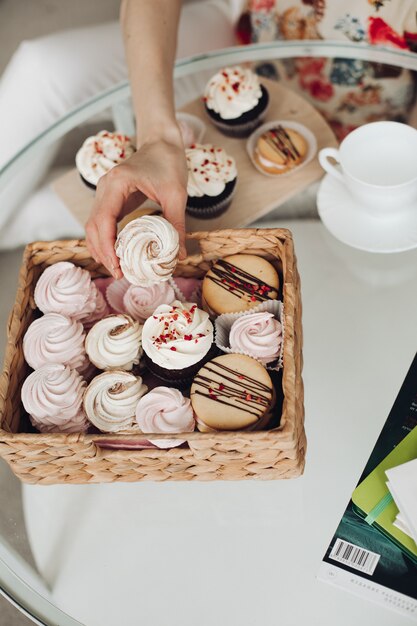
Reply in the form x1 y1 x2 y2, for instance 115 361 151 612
218 383 225 391
184 334 193 341
170 347 177 351
246 393 252 402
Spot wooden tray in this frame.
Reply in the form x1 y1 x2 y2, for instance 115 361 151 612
53 78 337 228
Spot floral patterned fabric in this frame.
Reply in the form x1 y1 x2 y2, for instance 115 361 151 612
236 0 417 138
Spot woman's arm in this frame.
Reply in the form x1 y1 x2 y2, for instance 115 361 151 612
86 0 187 278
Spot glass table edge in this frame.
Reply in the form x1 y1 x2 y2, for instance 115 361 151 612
1 40 417 186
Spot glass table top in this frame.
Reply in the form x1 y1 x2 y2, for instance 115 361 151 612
1 42 417 626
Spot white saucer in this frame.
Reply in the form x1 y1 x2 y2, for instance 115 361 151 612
317 173 417 253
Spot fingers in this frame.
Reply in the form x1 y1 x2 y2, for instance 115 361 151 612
85 219 100 263
161 183 188 260
88 168 132 278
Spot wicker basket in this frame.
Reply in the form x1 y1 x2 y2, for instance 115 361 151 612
0 228 304 484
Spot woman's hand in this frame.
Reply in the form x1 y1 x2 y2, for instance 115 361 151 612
85 127 188 279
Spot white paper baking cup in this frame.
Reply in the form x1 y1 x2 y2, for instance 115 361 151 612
214 300 284 371
168 277 202 306
246 120 317 178
176 112 206 144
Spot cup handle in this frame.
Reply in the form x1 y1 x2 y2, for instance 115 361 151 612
318 148 344 184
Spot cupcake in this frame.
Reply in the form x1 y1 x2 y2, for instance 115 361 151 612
75 130 135 190
136 386 195 448
34 262 108 325
185 144 237 219
21 364 89 433
229 311 282 366
23 313 88 372
202 254 279 315
203 66 269 138
106 278 176 323
190 353 274 431
115 215 179 286
141 300 214 383
254 125 307 175
85 314 142 371
83 370 148 432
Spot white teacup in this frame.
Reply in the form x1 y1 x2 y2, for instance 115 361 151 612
319 121 417 216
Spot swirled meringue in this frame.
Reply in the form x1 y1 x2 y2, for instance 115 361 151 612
229 312 282 365
105 277 131 313
186 144 237 198
126 283 176 323
21 364 88 433
82 288 110 329
75 130 135 187
142 301 213 370
136 386 195 433
204 66 262 120
85 314 142 371
23 313 86 371
108 279 176 323
34 262 104 322
136 386 195 448
115 215 179 286
83 370 148 432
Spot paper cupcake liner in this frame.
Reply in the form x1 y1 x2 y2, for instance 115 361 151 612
168 277 203 306
214 300 284 371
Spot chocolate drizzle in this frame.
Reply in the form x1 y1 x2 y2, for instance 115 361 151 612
264 125 300 162
192 361 271 418
208 259 276 302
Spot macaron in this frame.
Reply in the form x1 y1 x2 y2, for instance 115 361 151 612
202 254 279 315
191 353 274 431
254 126 307 174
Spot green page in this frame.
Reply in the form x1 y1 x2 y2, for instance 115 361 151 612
352 426 417 563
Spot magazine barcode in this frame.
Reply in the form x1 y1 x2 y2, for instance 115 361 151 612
329 539 380 575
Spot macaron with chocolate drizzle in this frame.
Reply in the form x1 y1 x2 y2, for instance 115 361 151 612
191 353 274 431
254 125 307 175
202 254 279 315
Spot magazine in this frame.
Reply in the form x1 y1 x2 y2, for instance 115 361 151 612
318 353 417 620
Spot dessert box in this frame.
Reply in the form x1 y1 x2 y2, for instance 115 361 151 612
0 228 305 485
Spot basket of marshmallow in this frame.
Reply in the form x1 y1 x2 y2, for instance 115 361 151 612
0 217 304 484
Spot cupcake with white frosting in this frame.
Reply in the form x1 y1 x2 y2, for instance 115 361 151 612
21 364 89 433
75 130 135 190
203 66 269 138
83 370 148 432
185 143 237 219
142 300 215 383
85 314 142 371
115 215 179 286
